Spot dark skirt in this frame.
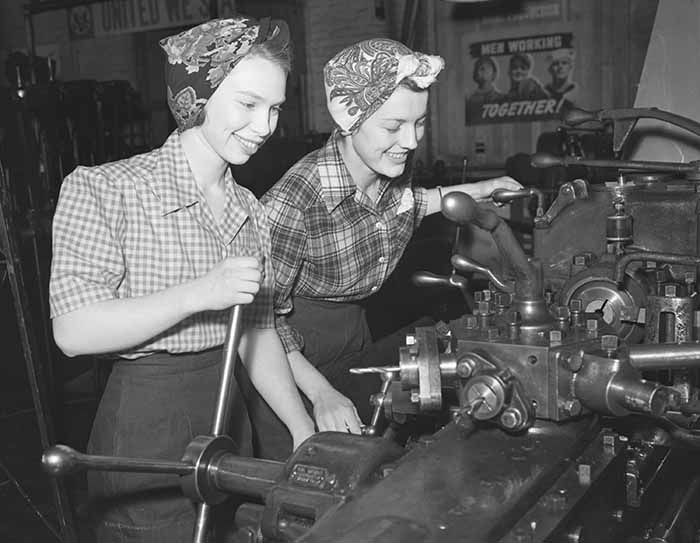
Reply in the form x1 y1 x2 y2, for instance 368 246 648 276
241 297 380 461
86 348 252 543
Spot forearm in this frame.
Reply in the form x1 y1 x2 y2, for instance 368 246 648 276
239 329 315 444
52 281 197 357
286 350 336 403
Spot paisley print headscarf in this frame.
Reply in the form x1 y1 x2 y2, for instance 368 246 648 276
160 16 289 130
324 38 444 134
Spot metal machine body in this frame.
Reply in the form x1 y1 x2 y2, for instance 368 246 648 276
42 107 700 543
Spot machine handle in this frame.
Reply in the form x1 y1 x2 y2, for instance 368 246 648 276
42 444 194 477
451 254 514 293
531 152 700 175
492 187 545 218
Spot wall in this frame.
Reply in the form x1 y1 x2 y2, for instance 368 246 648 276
631 0 700 162
431 0 658 172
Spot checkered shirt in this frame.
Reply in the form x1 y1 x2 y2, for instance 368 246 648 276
50 130 275 358
261 132 428 353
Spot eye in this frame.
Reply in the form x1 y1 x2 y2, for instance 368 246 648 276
239 100 256 110
385 125 400 134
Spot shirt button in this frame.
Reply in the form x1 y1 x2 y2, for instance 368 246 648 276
371 285 378 292
375 221 384 229
378 256 386 263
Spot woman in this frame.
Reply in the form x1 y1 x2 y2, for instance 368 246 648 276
49 17 314 542
245 38 522 460
505 52 548 101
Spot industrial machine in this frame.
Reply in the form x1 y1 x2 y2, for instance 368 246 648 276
42 107 700 542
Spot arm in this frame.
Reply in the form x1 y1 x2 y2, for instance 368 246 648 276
263 189 362 433
424 175 524 216
287 350 362 433
238 328 315 449
53 256 262 357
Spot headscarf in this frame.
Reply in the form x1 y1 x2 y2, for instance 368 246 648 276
323 38 444 134
160 16 290 130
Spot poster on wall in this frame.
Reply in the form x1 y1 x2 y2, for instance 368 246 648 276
465 32 577 125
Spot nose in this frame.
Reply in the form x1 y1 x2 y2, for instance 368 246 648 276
251 108 276 138
399 124 419 150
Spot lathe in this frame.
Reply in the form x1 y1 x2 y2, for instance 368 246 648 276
42 106 700 542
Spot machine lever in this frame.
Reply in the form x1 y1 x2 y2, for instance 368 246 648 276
43 444 195 477
492 187 545 218
412 270 474 307
535 179 589 228
450 254 514 293
531 152 700 178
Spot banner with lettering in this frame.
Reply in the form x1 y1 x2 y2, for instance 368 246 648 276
465 32 577 125
67 0 238 39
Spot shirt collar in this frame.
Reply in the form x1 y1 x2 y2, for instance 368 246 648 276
152 131 201 216
317 131 357 212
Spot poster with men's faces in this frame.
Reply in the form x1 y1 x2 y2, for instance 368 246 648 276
465 32 578 125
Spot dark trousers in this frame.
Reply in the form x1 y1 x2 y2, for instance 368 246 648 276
86 348 252 543
241 297 434 461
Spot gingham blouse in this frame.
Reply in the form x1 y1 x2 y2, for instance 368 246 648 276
261 132 428 353
49 131 275 358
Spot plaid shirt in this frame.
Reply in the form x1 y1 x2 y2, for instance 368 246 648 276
50 130 275 359
261 132 427 353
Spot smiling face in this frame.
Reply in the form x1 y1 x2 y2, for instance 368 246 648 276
348 85 429 180
509 57 531 82
198 54 286 165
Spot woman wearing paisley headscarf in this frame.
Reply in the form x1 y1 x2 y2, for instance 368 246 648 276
49 17 314 542
246 38 522 460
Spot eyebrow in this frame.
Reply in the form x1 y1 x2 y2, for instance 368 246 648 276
379 115 427 123
234 90 285 106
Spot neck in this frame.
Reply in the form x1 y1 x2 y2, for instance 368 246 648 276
179 128 229 191
336 133 379 192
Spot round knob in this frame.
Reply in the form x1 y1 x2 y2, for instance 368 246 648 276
441 191 478 226
42 445 83 476
530 152 566 169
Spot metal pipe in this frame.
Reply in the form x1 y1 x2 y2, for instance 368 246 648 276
613 252 700 286
195 305 244 543
628 343 700 371
531 152 699 173
210 455 284 501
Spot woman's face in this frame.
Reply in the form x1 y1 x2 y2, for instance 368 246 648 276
199 55 286 165
350 86 428 179
509 59 530 82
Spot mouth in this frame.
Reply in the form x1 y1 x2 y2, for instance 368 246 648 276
233 134 263 154
386 151 408 163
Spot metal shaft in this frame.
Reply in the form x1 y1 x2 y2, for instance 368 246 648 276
628 343 700 371
194 304 245 543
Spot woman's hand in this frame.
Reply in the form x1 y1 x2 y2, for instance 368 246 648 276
187 256 263 312
467 175 523 202
311 388 363 434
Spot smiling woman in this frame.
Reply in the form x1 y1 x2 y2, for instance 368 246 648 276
241 37 523 462
49 15 314 543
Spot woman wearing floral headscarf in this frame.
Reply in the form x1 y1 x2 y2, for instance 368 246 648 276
247 38 522 460
49 17 314 542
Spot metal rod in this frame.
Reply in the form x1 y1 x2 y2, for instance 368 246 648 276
210 456 284 500
614 252 700 286
194 304 245 542
628 344 700 371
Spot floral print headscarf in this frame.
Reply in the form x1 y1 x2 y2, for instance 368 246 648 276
160 17 289 130
324 38 444 134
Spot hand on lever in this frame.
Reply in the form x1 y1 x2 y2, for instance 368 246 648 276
311 387 363 434
188 256 263 311
465 176 523 203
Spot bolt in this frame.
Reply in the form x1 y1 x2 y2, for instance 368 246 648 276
586 319 598 331
549 330 562 345
569 298 583 313
555 305 571 320
410 390 420 403
463 314 478 329
474 291 483 303
487 327 500 341
663 283 678 297
482 289 492 302
478 300 491 315
600 334 619 355
544 290 554 304
494 291 511 308
405 334 416 346
573 253 591 267
578 463 591 485
500 407 523 429
456 357 474 378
